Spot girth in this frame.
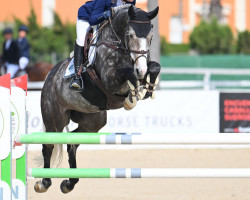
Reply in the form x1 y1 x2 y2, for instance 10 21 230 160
86 67 125 110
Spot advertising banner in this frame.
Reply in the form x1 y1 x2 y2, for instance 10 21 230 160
220 93 250 133
27 90 220 134
101 90 220 134
0 74 11 199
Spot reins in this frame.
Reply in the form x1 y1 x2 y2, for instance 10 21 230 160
83 10 152 109
88 16 151 62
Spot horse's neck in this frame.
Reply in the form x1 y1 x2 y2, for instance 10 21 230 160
99 24 122 44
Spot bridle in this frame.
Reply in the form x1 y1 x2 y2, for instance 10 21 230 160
84 14 152 109
94 17 152 64
125 20 151 64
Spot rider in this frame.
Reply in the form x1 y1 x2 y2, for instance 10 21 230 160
70 0 136 91
2 27 20 78
17 25 30 71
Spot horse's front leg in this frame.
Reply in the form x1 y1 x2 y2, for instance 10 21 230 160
34 144 54 193
60 144 79 193
121 69 141 110
140 61 161 100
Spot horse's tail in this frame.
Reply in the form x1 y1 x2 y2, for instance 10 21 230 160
50 144 63 168
34 144 63 168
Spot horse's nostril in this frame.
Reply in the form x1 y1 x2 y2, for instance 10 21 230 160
135 69 144 79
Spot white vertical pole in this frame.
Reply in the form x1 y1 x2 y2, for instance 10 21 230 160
148 0 160 63
235 0 246 31
189 0 196 29
42 0 56 27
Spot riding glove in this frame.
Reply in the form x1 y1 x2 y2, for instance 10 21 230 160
103 10 111 19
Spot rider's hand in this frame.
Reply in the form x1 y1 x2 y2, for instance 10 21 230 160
103 10 111 19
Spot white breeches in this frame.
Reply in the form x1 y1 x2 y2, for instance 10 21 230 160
76 19 91 47
19 57 29 70
5 63 19 78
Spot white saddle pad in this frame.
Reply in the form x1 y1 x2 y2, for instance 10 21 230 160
64 58 87 79
64 26 98 79
64 58 75 78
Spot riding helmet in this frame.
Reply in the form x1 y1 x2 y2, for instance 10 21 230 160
18 25 28 33
2 27 13 35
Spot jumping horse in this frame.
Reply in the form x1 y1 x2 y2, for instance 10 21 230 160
37 5 161 193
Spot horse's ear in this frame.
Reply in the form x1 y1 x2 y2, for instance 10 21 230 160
148 7 159 20
128 5 136 19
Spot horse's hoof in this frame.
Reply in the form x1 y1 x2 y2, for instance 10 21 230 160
60 180 74 194
34 180 49 193
124 96 137 110
151 91 156 99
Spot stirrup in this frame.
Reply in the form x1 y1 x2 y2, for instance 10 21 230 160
69 76 83 92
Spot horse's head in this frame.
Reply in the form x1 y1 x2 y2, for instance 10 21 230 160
112 6 159 80
126 6 159 79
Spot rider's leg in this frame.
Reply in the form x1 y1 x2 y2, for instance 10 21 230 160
19 57 29 70
6 63 19 78
70 19 91 91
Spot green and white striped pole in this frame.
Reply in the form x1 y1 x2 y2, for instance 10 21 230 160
17 132 250 145
28 168 250 179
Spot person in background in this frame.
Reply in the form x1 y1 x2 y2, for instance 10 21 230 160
17 25 30 71
70 0 136 91
2 27 20 78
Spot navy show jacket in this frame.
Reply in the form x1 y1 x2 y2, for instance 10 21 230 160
17 37 30 58
78 0 136 26
2 40 20 64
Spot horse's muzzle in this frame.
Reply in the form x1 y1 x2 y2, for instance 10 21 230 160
134 57 148 80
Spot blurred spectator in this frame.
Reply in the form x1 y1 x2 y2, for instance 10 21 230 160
17 25 30 71
2 27 20 78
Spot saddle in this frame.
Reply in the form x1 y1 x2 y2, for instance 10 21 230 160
83 28 94 65
65 23 125 110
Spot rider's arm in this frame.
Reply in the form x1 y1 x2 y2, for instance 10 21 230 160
89 0 110 26
21 39 30 51
125 0 136 5
2 43 6 63
13 41 20 63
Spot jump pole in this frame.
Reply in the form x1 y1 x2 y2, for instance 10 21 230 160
28 168 250 179
17 132 250 145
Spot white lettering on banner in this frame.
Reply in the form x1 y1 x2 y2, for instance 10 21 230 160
27 91 44 133
107 115 193 128
12 179 26 200
101 90 219 133
11 87 26 159
0 181 11 200
0 87 10 160
27 91 220 134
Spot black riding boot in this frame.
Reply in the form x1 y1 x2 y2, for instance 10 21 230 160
70 42 84 92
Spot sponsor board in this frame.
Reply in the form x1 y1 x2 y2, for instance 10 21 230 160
220 93 250 133
27 90 220 134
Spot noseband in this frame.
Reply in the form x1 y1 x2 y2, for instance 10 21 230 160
126 20 151 63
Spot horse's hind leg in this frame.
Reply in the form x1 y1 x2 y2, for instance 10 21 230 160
60 126 81 194
60 110 107 194
60 143 79 193
34 144 54 193
35 97 70 193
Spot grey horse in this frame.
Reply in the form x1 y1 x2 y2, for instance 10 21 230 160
36 5 161 194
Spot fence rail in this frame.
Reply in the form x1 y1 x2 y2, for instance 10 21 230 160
160 68 250 90
27 68 250 90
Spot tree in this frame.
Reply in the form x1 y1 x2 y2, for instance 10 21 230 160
237 31 250 54
189 19 233 54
